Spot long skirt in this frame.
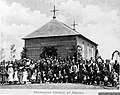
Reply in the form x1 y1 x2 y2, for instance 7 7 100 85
0 75 2 83
8 73 14 82
23 75 28 82
14 73 19 82
2 75 7 83
31 75 36 80
18 75 23 83
0 75 7 83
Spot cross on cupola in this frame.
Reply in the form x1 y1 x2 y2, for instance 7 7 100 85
71 21 78 30
51 5 59 19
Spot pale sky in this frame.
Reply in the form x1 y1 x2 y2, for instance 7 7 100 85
0 0 120 60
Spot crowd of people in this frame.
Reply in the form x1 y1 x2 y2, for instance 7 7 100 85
0 56 119 88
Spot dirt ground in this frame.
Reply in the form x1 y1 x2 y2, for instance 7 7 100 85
0 83 119 90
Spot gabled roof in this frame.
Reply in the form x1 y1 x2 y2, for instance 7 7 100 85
23 19 98 46
23 19 79 39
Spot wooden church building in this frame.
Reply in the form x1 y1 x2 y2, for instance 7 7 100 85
22 6 98 61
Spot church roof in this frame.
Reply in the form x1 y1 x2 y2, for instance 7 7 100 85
23 19 97 46
23 19 79 39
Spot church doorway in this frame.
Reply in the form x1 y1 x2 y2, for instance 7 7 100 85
40 46 57 58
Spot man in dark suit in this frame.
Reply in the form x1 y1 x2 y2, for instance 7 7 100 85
113 60 119 75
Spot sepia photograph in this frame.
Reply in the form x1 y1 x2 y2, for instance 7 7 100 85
0 0 120 94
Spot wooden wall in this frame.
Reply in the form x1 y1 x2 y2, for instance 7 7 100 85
25 36 76 60
76 36 97 60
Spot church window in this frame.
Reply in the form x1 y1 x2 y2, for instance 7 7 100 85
87 44 89 60
89 46 92 59
92 46 94 58
82 42 85 58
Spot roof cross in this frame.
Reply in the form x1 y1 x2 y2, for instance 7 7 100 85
71 21 78 30
51 5 59 19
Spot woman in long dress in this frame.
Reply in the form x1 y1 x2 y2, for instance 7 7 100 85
22 68 28 84
13 68 19 84
8 64 14 85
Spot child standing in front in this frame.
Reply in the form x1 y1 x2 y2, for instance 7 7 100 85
31 69 37 83
22 68 28 84
18 68 23 84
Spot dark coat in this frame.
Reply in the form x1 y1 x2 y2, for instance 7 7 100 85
113 63 119 75
0 67 8 82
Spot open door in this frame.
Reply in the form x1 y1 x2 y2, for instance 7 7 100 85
40 46 57 58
